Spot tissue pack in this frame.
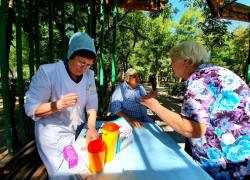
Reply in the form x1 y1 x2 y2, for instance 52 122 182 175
69 163 92 180
63 143 88 169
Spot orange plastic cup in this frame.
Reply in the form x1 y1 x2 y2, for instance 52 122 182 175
88 139 107 173
101 122 120 162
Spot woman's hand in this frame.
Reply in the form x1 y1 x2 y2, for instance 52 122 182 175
86 110 99 144
35 93 79 117
150 89 158 98
86 127 101 144
57 93 79 109
140 95 160 111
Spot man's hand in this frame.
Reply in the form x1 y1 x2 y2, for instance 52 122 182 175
115 111 143 129
127 117 143 129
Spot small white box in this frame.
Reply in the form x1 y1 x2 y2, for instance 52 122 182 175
72 143 88 164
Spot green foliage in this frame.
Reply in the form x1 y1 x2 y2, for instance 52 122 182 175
174 8 204 42
164 82 186 96
7 0 250 86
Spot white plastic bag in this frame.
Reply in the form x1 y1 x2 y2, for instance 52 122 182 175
77 137 87 151
69 105 83 130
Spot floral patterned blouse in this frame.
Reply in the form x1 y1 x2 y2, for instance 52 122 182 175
181 63 250 180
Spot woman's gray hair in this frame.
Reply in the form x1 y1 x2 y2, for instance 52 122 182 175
169 41 209 66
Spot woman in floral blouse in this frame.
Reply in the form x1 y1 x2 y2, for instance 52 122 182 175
141 41 250 180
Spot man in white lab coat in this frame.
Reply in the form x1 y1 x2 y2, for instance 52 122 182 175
24 32 100 180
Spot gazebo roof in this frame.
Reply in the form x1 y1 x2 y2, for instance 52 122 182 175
206 0 250 22
52 0 169 13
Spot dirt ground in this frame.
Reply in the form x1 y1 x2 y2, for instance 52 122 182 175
0 94 35 156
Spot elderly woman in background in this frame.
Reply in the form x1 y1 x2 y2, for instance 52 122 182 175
141 41 250 180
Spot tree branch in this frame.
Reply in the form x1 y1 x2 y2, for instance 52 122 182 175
95 9 148 51
96 25 147 52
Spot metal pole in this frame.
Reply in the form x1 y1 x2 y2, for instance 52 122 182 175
49 0 54 63
62 0 66 60
88 0 92 37
35 0 41 68
0 0 14 152
100 0 105 120
29 0 34 79
112 0 117 93
16 0 26 144
74 0 79 33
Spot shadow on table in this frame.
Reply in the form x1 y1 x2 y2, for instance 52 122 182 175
95 168 212 180
55 167 212 180
135 122 183 151
131 123 196 170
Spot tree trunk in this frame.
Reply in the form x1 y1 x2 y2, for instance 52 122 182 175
155 56 159 88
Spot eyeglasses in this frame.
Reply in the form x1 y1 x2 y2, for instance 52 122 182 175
77 59 94 68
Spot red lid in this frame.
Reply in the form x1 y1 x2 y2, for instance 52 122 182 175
102 122 120 132
88 139 107 153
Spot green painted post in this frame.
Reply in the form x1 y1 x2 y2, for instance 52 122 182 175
157 0 160 10
62 0 66 60
88 0 92 37
100 0 105 120
35 0 41 68
74 0 79 33
16 0 26 144
29 0 34 79
112 0 117 93
247 64 250 85
49 0 54 63
0 0 14 153
247 31 250 85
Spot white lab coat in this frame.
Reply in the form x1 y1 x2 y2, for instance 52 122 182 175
24 61 98 180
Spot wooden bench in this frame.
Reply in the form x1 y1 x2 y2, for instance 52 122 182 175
0 140 47 180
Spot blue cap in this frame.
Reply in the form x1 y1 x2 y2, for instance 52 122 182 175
67 32 96 59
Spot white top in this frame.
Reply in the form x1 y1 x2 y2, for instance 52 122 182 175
24 61 98 130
